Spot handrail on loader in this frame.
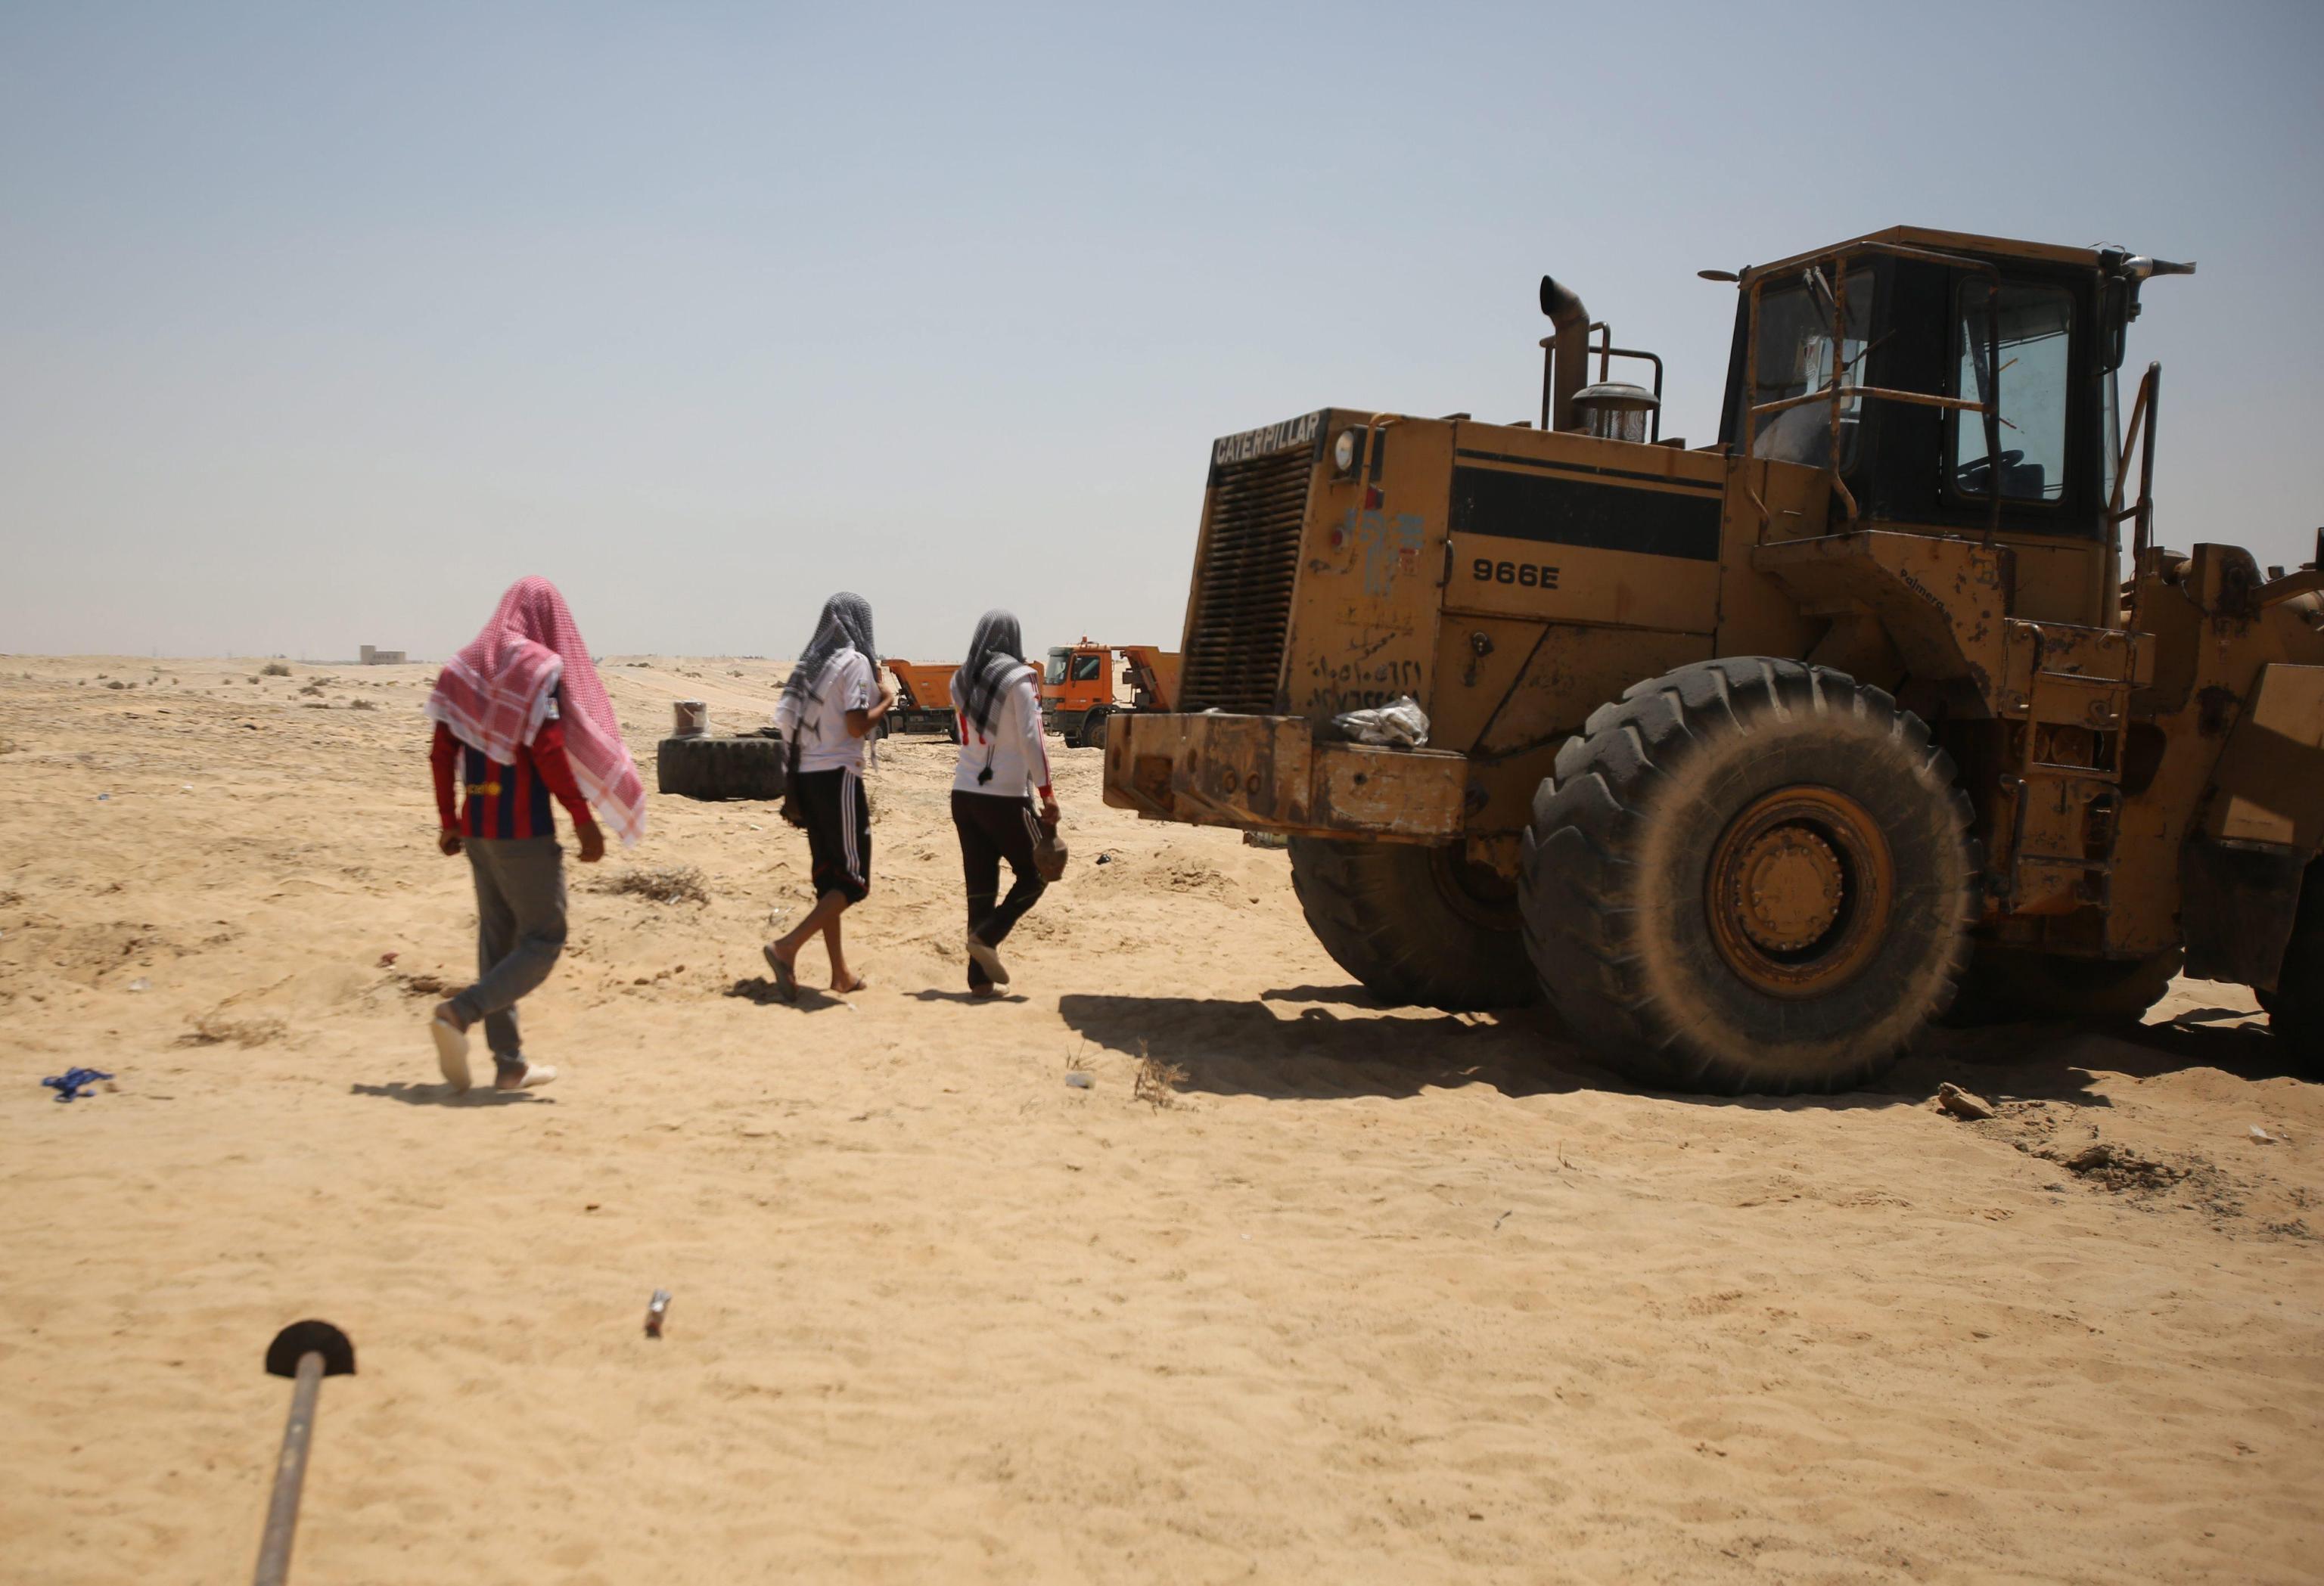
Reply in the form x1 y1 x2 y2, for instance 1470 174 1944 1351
1740 239 2005 542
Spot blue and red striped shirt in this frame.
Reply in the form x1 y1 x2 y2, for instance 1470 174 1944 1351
430 718 593 840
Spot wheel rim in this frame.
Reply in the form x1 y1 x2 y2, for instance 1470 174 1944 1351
1705 785 1894 998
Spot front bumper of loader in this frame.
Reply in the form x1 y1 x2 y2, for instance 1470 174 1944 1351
1101 712 1468 842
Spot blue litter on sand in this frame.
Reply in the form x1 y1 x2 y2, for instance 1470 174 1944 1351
42 1068 114 1103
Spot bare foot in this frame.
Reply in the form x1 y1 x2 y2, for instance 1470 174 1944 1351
831 971 870 994
433 999 470 1032
763 943 799 1003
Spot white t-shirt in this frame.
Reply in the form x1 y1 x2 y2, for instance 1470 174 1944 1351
774 649 875 774
952 665 1052 799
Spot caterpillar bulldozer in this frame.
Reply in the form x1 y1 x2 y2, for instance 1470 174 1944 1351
1102 225 2324 1094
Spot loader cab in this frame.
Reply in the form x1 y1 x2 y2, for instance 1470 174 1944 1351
1715 228 2132 554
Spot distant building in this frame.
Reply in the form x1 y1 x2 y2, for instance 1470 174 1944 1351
359 645 407 665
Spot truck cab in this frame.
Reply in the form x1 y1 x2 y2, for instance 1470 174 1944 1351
1042 641 1179 747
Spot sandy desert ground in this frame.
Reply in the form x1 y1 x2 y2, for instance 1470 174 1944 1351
1 652 2319 1584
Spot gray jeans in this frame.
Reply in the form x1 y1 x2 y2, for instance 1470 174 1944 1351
451 836 567 1059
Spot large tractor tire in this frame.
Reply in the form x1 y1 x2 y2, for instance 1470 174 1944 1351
1288 837 1538 1010
655 734 787 802
2257 865 2324 1075
1523 658 1977 1094
1075 705 1114 750
1945 945 2181 1027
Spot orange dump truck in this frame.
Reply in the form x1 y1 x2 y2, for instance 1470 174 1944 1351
1039 641 1179 748
885 660 962 741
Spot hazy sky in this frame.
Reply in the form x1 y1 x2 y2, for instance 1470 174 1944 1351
3 1 2319 662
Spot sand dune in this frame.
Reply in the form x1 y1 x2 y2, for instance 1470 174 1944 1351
2 653 2318 1583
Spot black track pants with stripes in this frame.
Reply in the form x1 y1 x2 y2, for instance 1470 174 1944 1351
951 789 1046 990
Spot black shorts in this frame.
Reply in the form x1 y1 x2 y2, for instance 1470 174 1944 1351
794 767 871 904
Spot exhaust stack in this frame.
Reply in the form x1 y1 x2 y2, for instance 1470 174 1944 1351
1539 275 1591 432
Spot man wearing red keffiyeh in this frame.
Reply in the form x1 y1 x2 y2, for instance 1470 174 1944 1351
422 577 645 1094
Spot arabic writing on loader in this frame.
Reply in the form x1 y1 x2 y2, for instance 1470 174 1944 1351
1104 226 2324 1094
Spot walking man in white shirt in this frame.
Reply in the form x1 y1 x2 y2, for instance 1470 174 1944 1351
951 610 1060 997
766 592 894 1000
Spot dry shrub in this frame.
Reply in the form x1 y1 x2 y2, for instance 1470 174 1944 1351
105 679 128 690
260 662 292 677
601 864 710 905
349 698 377 710
1132 1040 1187 1109
182 1013 287 1048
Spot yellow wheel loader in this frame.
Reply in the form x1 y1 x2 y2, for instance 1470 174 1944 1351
1103 226 2324 1094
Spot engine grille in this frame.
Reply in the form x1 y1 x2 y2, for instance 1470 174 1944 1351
1177 449 1313 714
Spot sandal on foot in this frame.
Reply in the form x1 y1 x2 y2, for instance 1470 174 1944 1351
496 1061 556 1091
763 944 798 1003
965 933 1010 986
432 1010 472 1094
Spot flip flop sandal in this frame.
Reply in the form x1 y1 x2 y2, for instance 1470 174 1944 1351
496 1062 557 1091
763 944 798 1003
432 1011 472 1094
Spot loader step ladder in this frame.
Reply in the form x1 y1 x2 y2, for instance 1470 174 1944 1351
1998 625 2139 914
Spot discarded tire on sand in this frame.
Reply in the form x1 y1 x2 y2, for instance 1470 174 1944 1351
655 734 787 802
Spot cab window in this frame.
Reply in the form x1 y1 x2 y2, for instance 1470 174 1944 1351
1069 654 1103 682
1748 275 1875 471
1949 282 2071 502
1044 649 1068 685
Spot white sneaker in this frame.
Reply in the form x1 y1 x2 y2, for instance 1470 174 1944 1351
431 1010 471 1094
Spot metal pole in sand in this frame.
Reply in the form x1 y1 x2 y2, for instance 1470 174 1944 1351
253 1320 356 1586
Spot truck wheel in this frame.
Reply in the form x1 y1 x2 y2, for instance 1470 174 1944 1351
1077 706 1114 750
946 715 962 745
1944 945 2181 1026
1288 838 1538 1010
1523 657 1976 1094
655 735 787 802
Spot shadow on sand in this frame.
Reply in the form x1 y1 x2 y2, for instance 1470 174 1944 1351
1057 992 1601 1103
1059 987 2306 1109
723 975 848 1011
349 1082 553 1106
